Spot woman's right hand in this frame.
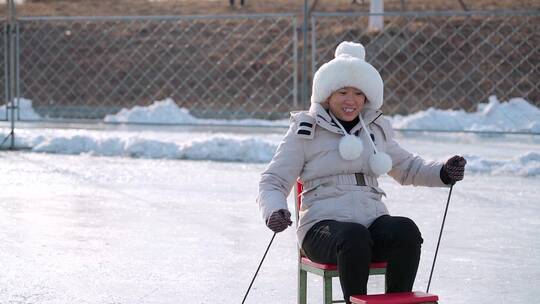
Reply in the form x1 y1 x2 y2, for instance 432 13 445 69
441 155 467 185
266 209 292 233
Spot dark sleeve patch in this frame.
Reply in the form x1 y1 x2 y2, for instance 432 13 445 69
297 129 311 135
370 133 375 141
299 122 313 128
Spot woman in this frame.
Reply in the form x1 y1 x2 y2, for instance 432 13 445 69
257 41 466 303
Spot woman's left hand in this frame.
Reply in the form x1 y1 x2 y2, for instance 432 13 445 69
441 155 467 185
266 209 292 233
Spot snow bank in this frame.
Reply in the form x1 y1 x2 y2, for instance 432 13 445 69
0 98 41 120
104 98 198 124
391 96 540 133
2 128 538 177
104 98 289 127
29 134 275 163
2 96 539 176
4 96 539 133
182 137 276 162
106 96 540 133
466 152 540 177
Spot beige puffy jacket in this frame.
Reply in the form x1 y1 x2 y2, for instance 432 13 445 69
257 103 447 246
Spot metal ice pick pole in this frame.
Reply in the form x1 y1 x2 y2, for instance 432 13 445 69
427 184 454 293
241 232 277 304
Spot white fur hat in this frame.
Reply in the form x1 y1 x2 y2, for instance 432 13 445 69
311 41 384 110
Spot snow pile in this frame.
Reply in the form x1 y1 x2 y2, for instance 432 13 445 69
3 96 539 132
104 98 289 127
182 137 276 162
466 152 540 177
1 127 538 176
0 98 41 120
106 96 539 132
104 98 198 124
2 96 539 176
30 134 275 163
391 96 540 133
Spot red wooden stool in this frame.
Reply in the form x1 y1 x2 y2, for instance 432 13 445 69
350 291 439 304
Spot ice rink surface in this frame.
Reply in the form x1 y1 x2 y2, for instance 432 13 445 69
1 131 539 304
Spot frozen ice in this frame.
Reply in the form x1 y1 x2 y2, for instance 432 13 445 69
1 95 539 303
1 146 539 303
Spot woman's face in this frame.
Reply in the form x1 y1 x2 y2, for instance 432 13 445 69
327 87 366 121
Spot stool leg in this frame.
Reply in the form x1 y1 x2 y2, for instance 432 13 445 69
298 268 307 304
323 275 332 304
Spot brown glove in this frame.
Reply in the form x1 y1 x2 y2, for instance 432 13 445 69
440 155 467 185
266 209 292 233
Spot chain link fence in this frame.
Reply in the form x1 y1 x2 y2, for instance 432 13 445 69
312 10 540 115
15 14 297 120
1 10 539 123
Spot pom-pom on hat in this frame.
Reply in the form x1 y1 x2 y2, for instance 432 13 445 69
311 41 384 110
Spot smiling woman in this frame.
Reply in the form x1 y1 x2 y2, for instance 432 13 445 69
326 87 368 161
326 87 366 122
257 41 467 304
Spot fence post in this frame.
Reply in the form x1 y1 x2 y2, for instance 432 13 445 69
293 17 298 108
301 0 309 106
368 0 384 31
310 15 316 92
7 0 16 149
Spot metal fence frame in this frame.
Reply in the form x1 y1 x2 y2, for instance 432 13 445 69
0 1 17 149
2 22 7 122
1 8 539 150
14 13 298 121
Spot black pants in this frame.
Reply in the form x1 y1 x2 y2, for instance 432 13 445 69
302 215 423 303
